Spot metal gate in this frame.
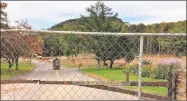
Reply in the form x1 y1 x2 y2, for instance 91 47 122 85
1 29 186 100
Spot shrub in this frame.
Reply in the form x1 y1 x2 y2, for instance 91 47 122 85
143 59 152 65
153 58 182 80
124 58 182 80
153 65 169 79
123 64 139 75
123 63 152 78
141 65 152 77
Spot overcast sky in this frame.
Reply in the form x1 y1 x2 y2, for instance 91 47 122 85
3 1 186 29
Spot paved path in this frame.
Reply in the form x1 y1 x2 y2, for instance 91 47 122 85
16 59 97 81
1 59 138 100
1 84 138 100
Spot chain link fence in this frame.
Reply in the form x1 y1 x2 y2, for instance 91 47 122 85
1 29 186 100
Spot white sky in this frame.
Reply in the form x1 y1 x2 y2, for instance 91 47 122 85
3 1 186 29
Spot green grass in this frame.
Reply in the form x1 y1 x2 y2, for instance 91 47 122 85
81 68 165 82
80 68 168 96
124 86 168 96
1 61 35 80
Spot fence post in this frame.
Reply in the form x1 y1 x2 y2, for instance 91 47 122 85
126 72 129 82
171 70 180 100
168 71 172 100
175 70 186 100
138 35 144 100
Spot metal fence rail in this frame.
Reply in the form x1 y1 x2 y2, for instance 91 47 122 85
1 29 186 36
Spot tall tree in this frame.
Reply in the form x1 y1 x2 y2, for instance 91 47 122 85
136 23 145 33
80 1 135 68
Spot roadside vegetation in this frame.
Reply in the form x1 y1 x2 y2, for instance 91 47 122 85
1 60 35 80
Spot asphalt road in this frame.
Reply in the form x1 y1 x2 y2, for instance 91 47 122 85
16 59 98 81
1 59 138 100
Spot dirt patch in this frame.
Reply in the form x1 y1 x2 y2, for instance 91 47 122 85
130 54 186 69
60 55 125 68
38 54 186 69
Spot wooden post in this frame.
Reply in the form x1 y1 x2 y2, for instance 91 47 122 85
79 63 82 70
168 71 172 100
172 71 178 100
175 70 186 100
126 72 129 82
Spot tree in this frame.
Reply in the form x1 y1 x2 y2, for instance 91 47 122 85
80 1 135 68
14 19 43 70
80 1 119 32
136 23 145 33
121 23 128 32
14 19 32 29
1 31 29 71
100 36 135 68
128 24 137 33
80 1 117 68
1 19 43 71
43 34 82 59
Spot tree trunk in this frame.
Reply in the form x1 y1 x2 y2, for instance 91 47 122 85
97 59 100 69
8 60 11 71
29 53 33 66
15 57 19 70
103 59 107 66
97 57 100 69
109 60 114 69
8 59 14 71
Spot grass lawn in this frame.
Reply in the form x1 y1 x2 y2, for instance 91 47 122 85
80 68 168 96
124 86 168 96
81 68 165 82
1 61 35 80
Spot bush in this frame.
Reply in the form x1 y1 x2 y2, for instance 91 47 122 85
153 58 182 80
123 64 152 78
123 64 138 74
130 64 139 75
153 65 169 79
141 65 152 77
124 58 182 80
143 59 152 65
175 52 182 58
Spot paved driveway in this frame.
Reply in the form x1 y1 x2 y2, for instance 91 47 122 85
1 59 138 100
16 59 97 81
1 84 138 100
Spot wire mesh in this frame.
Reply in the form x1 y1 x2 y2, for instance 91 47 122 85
1 29 186 100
